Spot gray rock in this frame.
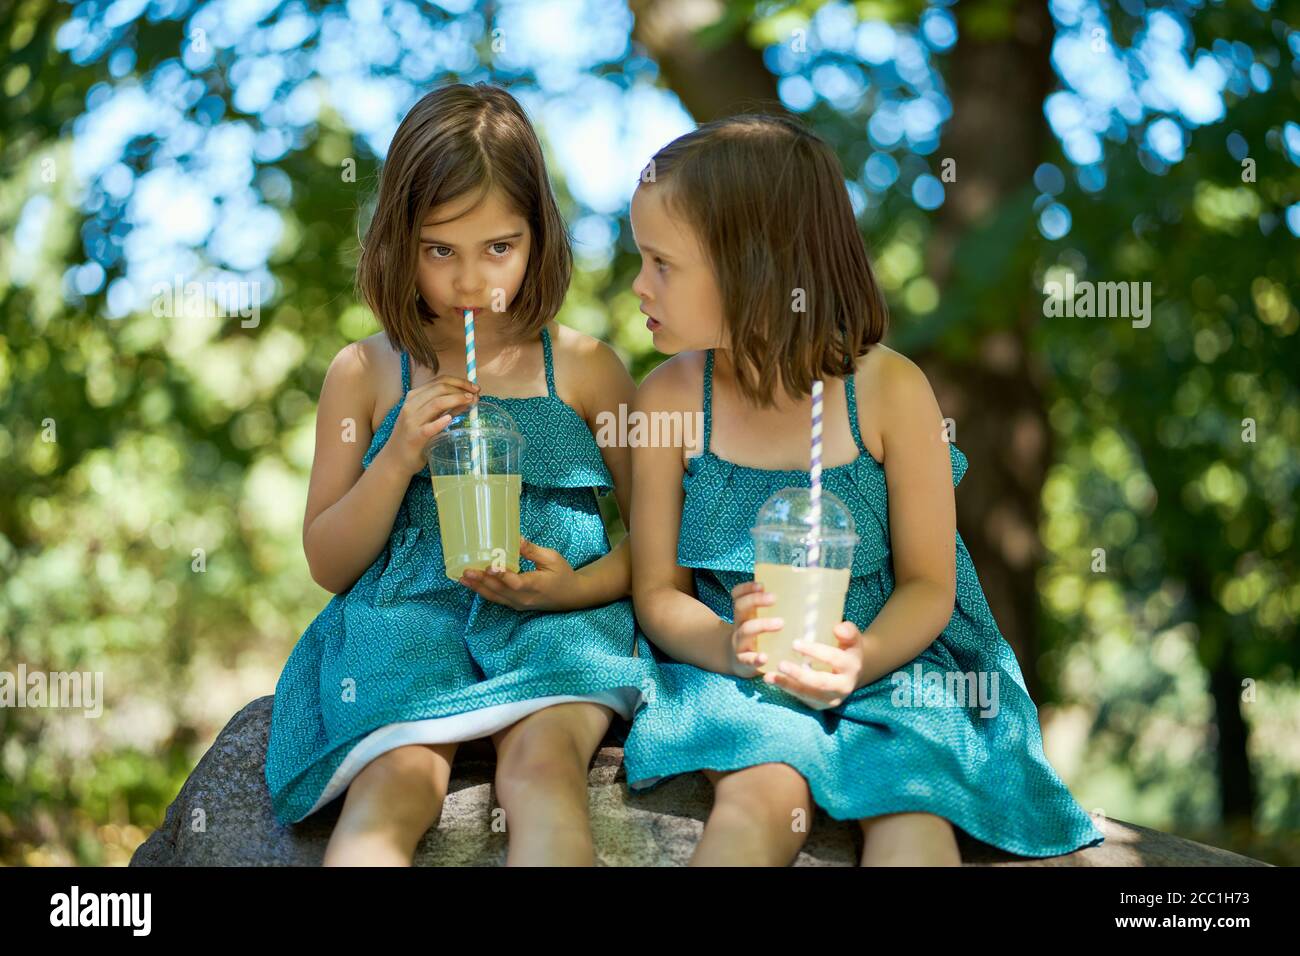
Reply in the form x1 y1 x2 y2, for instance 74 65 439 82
130 696 1270 867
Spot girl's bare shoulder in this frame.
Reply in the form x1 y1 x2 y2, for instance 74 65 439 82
547 320 627 372
635 350 706 412
852 344 940 462
547 320 634 412
334 331 401 431
548 319 617 364
352 329 398 368
858 344 938 404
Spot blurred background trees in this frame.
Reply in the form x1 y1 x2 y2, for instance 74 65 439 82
1 0 1296 864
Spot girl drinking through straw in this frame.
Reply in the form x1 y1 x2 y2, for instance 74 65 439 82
622 114 1104 866
265 83 653 866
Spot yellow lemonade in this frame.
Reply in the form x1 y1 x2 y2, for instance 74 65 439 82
751 563 851 675
431 474 522 580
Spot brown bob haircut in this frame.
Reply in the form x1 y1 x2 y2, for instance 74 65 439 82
640 112 888 407
356 83 572 374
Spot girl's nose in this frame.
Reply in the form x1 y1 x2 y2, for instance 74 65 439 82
631 267 651 302
453 268 484 297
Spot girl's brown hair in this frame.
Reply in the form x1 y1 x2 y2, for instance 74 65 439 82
642 113 888 407
356 83 571 373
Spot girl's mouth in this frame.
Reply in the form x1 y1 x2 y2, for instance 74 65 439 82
645 316 662 332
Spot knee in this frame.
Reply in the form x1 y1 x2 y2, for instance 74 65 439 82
349 746 446 821
494 734 589 805
859 813 961 866
712 765 814 835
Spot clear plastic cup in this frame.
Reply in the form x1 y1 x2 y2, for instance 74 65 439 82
749 487 858 676
425 400 526 580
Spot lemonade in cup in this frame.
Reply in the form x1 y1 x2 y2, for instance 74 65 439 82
750 487 858 675
425 400 525 580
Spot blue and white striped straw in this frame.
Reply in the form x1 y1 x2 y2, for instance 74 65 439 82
464 309 481 475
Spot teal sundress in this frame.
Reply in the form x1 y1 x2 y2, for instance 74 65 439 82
265 327 653 825
622 349 1104 859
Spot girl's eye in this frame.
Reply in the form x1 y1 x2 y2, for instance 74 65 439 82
428 245 453 259
654 257 668 274
488 242 512 256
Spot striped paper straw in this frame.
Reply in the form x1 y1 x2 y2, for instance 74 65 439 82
464 309 481 476
804 379 824 650
807 379 824 567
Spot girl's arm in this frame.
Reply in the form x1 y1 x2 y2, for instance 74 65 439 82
566 337 636 605
302 341 409 594
630 355 738 674
849 351 957 688
304 340 476 594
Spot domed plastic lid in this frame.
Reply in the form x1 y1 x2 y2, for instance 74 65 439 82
429 399 525 444
425 399 526 475
751 486 857 544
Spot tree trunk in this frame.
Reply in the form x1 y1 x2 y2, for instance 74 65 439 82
629 0 780 120
1189 564 1256 830
915 0 1060 701
1208 648 1256 827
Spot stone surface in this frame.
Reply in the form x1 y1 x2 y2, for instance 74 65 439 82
130 696 1270 867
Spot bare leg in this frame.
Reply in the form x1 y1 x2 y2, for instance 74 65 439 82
323 742 457 866
692 764 814 866
490 702 613 866
859 812 962 866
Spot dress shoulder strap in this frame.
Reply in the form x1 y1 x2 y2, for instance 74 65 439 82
540 325 557 398
702 350 715 452
400 350 411 394
844 367 868 455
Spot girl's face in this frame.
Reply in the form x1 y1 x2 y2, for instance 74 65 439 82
629 183 725 353
417 187 531 324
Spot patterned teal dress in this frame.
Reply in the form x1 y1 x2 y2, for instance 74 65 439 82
266 327 653 825
623 350 1104 859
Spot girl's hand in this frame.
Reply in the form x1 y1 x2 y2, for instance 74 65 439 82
382 373 481 476
764 620 867 710
459 538 587 611
727 580 781 679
